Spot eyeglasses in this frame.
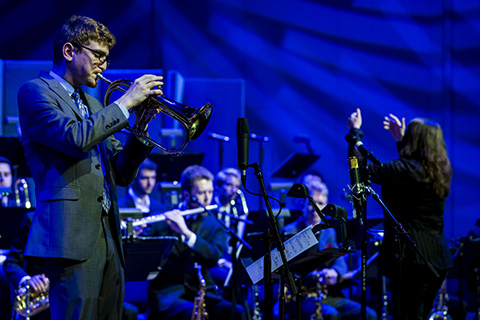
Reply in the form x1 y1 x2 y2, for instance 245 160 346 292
73 43 111 67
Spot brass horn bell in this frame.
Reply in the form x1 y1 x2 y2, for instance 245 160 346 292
98 74 212 155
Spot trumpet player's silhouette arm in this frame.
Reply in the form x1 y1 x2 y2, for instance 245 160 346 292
3 211 49 295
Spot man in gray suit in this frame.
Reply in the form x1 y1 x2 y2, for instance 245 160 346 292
17 15 163 319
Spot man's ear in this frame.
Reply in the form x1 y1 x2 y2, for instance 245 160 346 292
63 42 75 63
183 190 190 202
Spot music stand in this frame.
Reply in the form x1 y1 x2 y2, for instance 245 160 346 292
288 247 347 278
123 236 178 282
272 153 320 179
148 152 204 182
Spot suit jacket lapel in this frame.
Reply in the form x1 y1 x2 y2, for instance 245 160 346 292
39 72 84 119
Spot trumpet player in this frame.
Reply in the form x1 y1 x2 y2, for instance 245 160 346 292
17 15 162 319
141 165 246 319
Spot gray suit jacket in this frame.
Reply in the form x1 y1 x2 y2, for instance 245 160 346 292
17 71 153 264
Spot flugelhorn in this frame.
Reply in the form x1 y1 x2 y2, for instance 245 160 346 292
98 74 212 155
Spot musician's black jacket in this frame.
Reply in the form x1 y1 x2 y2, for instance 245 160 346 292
143 209 227 312
351 128 453 270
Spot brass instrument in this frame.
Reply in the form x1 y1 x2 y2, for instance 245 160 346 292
14 279 50 318
428 279 449 320
14 178 31 209
191 263 208 320
252 284 262 320
235 189 249 238
308 271 326 320
282 271 325 320
98 74 212 155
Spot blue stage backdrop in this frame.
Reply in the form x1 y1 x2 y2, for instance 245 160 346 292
1 0 479 241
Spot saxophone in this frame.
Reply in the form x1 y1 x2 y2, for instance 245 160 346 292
428 279 449 320
252 284 262 320
14 278 50 318
191 263 208 320
14 178 32 209
308 271 326 320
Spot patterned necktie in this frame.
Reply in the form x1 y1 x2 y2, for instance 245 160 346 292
71 90 89 119
72 90 111 213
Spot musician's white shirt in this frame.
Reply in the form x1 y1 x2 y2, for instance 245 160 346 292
128 187 151 213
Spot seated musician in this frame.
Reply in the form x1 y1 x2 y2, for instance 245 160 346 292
141 165 245 320
0 156 15 207
118 157 165 214
279 179 377 320
210 167 249 287
0 156 15 318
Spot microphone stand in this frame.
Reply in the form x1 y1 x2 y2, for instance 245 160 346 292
245 162 297 320
347 140 369 320
192 199 252 320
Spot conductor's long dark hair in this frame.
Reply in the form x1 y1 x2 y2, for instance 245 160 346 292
399 118 452 199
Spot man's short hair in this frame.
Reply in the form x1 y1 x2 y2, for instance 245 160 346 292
53 15 116 65
214 167 241 188
180 165 213 192
139 158 157 172
305 179 328 196
0 156 11 167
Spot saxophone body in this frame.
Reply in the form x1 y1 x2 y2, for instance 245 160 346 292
14 279 50 317
191 263 208 320
308 272 325 320
14 178 32 209
428 280 449 320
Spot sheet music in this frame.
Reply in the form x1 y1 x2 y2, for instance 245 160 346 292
245 225 318 284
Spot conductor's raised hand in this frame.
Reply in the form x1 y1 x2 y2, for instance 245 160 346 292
116 74 164 110
383 113 405 142
348 108 362 129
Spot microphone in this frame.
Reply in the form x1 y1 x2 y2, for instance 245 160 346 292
249 133 269 142
237 118 250 183
345 133 382 166
208 132 230 142
348 156 364 219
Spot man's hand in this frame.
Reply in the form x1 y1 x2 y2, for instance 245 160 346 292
133 223 148 237
116 74 164 110
25 274 50 294
318 268 339 286
383 113 405 142
133 102 161 130
164 210 194 240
